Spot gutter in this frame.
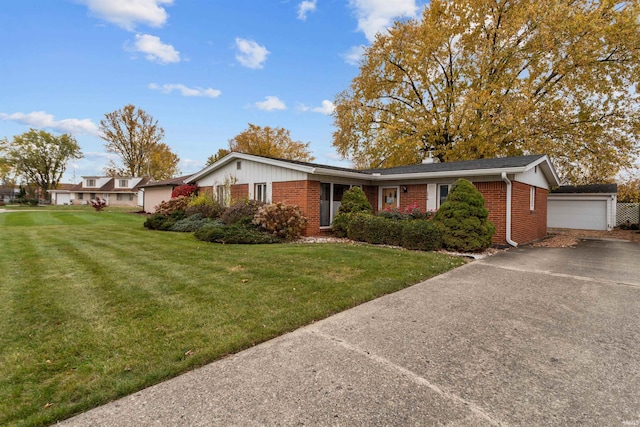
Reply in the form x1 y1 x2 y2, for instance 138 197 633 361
501 172 518 247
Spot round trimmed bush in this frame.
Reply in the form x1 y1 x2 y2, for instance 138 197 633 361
432 178 495 252
333 187 373 237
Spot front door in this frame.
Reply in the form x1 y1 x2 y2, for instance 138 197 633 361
381 187 398 210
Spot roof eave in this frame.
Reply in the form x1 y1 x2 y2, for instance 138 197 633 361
372 166 528 181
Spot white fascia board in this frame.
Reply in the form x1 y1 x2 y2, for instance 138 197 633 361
186 152 316 183
311 167 374 180
369 167 527 181
523 155 560 187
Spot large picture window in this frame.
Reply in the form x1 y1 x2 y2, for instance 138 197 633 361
320 183 355 227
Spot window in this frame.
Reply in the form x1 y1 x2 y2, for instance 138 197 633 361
236 161 242 170
216 185 228 206
438 184 451 207
119 179 128 187
530 186 535 211
320 183 356 227
255 183 267 203
90 193 96 200
86 179 95 187
116 194 123 201
128 194 134 201
78 193 83 200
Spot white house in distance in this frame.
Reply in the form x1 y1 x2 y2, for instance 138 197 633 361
48 176 150 208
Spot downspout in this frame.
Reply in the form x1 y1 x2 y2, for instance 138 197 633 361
501 172 518 247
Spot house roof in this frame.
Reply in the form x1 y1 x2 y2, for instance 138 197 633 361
139 175 191 188
187 152 560 187
551 184 617 194
50 177 152 194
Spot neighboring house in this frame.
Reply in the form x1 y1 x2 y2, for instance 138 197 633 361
49 176 150 208
139 175 191 213
47 183 76 205
0 184 20 204
186 152 560 246
548 184 617 231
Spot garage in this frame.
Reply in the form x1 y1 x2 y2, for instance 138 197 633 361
547 184 617 231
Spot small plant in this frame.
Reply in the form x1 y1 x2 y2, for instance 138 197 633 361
377 202 433 221
90 197 107 211
185 193 224 219
221 199 265 225
144 210 187 230
253 203 308 241
171 184 198 198
433 178 495 252
155 195 191 215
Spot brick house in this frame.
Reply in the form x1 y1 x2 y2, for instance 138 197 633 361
186 152 560 246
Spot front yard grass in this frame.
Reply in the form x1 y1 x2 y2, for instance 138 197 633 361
0 210 465 426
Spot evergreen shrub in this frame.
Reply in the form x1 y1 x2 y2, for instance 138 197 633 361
432 178 495 252
332 187 373 237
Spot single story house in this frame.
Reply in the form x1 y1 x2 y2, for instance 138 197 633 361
186 152 560 246
548 184 617 231
139 175 192 213
48 176 150 207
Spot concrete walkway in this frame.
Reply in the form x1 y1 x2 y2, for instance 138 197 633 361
61 239 640 426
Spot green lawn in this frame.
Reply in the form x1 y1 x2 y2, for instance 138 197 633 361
0 210 465 426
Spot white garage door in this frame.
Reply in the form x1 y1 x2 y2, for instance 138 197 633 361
548 199 607 230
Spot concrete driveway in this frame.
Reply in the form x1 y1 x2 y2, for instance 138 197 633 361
62 238 640 426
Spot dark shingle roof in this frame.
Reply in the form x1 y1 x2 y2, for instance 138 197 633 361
551 184 617 194
139 175 190 188
364 154 547 175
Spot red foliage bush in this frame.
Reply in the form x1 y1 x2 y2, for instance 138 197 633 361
171 185 198 198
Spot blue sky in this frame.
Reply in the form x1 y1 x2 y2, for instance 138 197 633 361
0 0 426 182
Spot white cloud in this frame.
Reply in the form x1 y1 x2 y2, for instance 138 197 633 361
83 0 173 31
148 83 221 98
255 96 286 111
297 0 317 21
234 38 270 69
349 0 419 42
132 34 180 63
311 100 336 115
179 158 205 175
343 44 366 65
0 111 100 136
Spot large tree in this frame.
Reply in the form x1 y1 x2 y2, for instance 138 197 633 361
205 148 231 167
333 0 640 183
100 104 180 179
228 123 315 162
0 129 82 200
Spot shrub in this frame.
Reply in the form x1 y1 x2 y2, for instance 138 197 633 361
185 193 224 219
90 197 107 211
253 203 308 241
221 199 265 225
333 187 373 237
170 214 222 232
144 213 173 230
346 214 403 246
401 220 442 251
171 184 198 198
155 195 191 215
377 202 433 221
433 178 495 252
194 224 281 244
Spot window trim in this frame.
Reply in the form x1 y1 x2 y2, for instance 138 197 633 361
254 183 267 203
118 179 128 188
530 186 535 211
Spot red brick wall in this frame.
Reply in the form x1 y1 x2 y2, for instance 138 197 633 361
363 185 378 213
511 182 548 244
399 184 427 211
272 180 329 236
474 181 507 245
474 181 548 245
230 184 248 203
